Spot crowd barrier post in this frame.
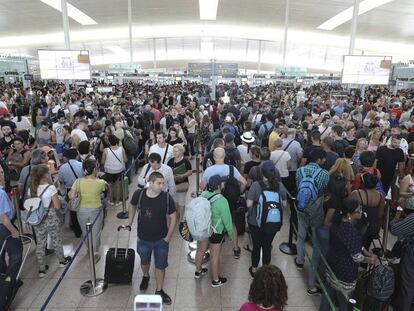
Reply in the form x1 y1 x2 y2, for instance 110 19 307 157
187 241 210 264
10 187 32 244
382 200 391 252
80 222 106 297
195 156 200 195
279 203 297 255
117 172 129 219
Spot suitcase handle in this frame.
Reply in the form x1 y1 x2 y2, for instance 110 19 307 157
115 226 132 259
0 235 33 280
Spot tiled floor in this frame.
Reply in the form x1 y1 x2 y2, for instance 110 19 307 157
11 163 323 311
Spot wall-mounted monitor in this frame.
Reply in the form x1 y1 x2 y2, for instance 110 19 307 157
38 50 91 80
341 55 392 85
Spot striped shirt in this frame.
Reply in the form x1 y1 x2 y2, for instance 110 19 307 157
296 162 329 194
390 214 414 240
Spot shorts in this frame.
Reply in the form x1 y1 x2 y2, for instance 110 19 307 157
175 192 186 207
209 233 225 244
104 172 122 183
137 238 169 269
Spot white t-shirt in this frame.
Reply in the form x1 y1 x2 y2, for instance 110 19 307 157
11 116 31 132
68 103 79 116
237 145 251 164
149 143 173 164
160 117 167 135
53 122 68 144
270 150 291 178
71 128 88 142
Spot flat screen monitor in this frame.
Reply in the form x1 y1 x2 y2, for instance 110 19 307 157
38 50 91 80
341 55 392 85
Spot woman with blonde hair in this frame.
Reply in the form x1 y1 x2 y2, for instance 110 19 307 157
367 128 382 152
167 143 192 221
330 158 355 195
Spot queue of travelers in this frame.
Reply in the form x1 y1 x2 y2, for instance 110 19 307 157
0 80 413 310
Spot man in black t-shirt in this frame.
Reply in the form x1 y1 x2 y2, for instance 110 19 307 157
300 130 321 166
126 171 177 305
375 136 405 193
0 125 15 157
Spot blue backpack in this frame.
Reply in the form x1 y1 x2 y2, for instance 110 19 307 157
297 168 322 212
256 182 283 233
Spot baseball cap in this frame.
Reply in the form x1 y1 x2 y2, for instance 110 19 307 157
208 175 224 189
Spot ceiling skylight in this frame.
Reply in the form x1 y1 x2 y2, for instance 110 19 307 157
199 0 219 20
40 0 98 26
317 0 393 30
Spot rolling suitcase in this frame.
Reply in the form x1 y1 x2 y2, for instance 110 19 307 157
104 225 135 284
0 235 33 311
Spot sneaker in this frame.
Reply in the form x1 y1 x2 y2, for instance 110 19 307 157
59 256 72 267
155 289 172 305
294 258 304 271
194 267 208 279
140 276 150 291
45 248 54 256
307 287 322 296
248 267 255 279
38 265 49 278
211 276 227 288
233 247 241 259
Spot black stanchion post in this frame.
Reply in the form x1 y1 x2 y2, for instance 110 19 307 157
117 172 128 219
382 200 391 252
279 194 297 255
11 187 32 244
80 222 106 297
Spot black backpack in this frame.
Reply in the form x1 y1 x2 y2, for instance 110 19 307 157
224 147 238 167
222 165 241 212
261 124 274 148
366 263 395 302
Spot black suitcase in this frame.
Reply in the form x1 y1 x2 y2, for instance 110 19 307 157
104 225 135 284
0 235 32 311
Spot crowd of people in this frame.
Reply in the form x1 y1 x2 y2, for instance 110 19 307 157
0 80 413 310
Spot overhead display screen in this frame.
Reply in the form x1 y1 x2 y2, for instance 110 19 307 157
341 55 392 85
38 50 91 80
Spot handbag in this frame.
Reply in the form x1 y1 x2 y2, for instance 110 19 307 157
69 179 81 212
175 182 189 193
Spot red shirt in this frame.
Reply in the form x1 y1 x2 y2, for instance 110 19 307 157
239 303 281 311
151 107 161 123
353 167 382 190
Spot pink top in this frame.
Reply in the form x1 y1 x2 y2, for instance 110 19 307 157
151 107 161 123
239 303 281 311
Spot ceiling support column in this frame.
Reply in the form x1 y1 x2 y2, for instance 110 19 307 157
61 0 70 94
128 0 133 64
348 0 360 54
282 0 290 69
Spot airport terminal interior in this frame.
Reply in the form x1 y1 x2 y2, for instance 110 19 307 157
1 0 414 310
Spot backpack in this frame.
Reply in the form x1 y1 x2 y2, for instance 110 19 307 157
373 169 386 197
222 165 241 212
122 129 138 156
261 124 274 148
200 124 211 145
185 193 222 241
224 148 238 167
366 264 395 302
297 167 323 212
256 181 283 233
21 185 51 226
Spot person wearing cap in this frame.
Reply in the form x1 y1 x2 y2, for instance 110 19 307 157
238 132 255 166
200 147 246 258
246 161 287 278
195 174 234 288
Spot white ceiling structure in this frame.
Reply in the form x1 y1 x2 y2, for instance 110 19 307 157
0 0 414 72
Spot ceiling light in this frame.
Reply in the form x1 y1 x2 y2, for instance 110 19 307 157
317 0 394 30
40 0 97 25
199 0 219 20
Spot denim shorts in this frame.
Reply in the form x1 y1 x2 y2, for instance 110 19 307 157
137 238 169 269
